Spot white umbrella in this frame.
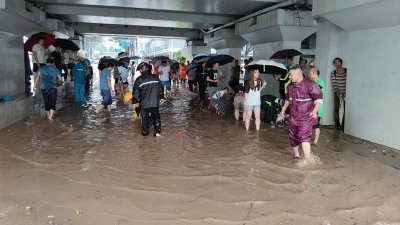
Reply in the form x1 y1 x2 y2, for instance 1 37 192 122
247 60 287 74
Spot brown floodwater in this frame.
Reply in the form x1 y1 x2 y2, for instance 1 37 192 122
1 76 400 225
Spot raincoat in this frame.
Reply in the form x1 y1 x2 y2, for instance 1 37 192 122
132 70 165 136
72 59 90 103
287 78 322 147
132 71 164 109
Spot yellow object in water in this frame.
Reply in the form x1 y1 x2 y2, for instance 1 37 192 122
123 91 132 102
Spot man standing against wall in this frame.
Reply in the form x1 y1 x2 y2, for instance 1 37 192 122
331 57 347 130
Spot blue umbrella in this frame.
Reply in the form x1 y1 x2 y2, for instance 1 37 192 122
186 63 199 73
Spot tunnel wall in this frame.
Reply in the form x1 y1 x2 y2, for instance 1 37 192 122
316 20 400 150
0 31 35 130
343 25 400 150
0 31 25 97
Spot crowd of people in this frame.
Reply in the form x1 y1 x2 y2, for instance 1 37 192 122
31 37 348 165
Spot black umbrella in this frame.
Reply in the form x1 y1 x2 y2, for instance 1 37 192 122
51 38 80 51
150 56 174 67
170 60 183 69
98 56 118 70
196 55 215 65
205 54 235 68
270 49 302 59
193 53 209 61
247 60 287 74
186 63 200 73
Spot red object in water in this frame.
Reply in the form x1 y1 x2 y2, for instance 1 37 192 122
24 32 56 51
176 131 183 137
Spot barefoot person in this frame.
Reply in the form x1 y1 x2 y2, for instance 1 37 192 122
279 66 322 164
34 58 62 121
244 69 266 131
95 61 115 113
132 62 165 137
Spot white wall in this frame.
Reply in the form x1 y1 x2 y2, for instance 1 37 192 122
0 31 25 97
315 19 348 126
343 25 400 149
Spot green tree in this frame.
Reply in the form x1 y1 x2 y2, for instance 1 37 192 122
173 49 182 61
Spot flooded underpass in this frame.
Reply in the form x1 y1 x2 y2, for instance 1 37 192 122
1 79 400 225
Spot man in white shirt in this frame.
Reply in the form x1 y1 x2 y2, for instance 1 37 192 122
158 61 171 97
32 38 47 75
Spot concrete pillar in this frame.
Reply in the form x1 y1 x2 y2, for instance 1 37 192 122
204 29 246 91
181 40 211 60
314 19 345 126
236 9 316 98
252 41 301 97
215 48 241 89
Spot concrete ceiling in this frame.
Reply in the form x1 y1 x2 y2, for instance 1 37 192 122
32 0 287 37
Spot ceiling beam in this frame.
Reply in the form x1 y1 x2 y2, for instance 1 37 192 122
72 23 200 39
45 4 233 25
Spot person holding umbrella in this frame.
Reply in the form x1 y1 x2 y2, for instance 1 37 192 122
50 46 63 74
158 61 171 97
279 66 323 165
187 60 197 92
275 56 296 100
32 38 47 77
206 62 224 110
244 60 287 130
244 69 266 131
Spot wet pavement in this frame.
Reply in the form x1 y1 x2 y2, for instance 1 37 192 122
1 76 400 225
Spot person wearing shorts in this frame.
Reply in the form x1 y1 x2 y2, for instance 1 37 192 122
234 92 246 121
244 69 266 131
32 38 47 76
